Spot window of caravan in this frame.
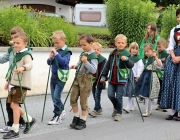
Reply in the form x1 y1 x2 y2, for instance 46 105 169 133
80 12 101 22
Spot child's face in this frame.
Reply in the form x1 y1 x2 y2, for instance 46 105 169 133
93 45 101 55
80 39 93 52
144 48 153 58
115 37 127 50
130 47 138 56
177 14 180 24
13 37 27 52
157 44 166 52
147 25 152 34
52 38 65 49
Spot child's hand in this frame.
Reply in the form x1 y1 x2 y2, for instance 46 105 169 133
81 56 88 63
14 67 25 73
100 78 105 83
70 65 77 69
152 51 157 57
4 82 8 91
49 52 54 59
121 56 127 61
51 48 57 55
135 77 139 82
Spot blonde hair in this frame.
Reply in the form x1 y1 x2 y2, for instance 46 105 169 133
157 38 167 46
143 43 157 58
115 34 127 42
13 32 28 42
129 42 139 55
93 42 102 49
10 26 24 35
51 30 66 40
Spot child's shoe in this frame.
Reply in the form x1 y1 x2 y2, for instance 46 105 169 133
89 110 98 117
112 108 117 117
114 114 122 121
23 118 36 134
155 105 161 110
142 111 152 117
74 119 86 130
70 117 80 128
3 130 19 139
60 110 66 120
48 116 61 125
123 108 130 113
98 109 102 115
0 126 11 133
130 107 135 111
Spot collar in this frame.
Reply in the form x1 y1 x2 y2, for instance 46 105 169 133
56 45 67 51
16 48 28 53
87 50 95 55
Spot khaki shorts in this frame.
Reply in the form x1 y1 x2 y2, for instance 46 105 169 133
8 87 27 104
70 74 93 111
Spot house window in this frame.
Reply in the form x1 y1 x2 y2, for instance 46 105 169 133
80 12 101 22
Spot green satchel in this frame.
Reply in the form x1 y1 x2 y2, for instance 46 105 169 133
55 58 70 82
118 68 129 79
156 69 164 80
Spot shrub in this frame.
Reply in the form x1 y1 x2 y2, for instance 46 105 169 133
160 5 178 39
0 4 78 47
106 0 157 45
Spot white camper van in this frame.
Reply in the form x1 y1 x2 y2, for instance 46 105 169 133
74 4 106 27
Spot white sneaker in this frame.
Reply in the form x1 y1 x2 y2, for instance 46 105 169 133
48 116 61 125
0 126 12 133
60 110 66 120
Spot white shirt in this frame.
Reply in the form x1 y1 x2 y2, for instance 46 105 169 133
132 59 144 77
167 24 180 50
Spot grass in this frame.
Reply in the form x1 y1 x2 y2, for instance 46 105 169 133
74 25 110 36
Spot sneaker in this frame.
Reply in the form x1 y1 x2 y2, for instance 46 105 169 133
98 109 102 115
60 110 66 120
130 107 135 111
142 111 152 117
138 97 145 103
114 114 122 121
0 126 11 133
48 116 61 125
3 130 19 139
89 110 99 117
123 108 130 113
70 117 80 128
23 118 36 134
74 119 86 130
155 105 161 110
112 108 117 117
19 124 26 129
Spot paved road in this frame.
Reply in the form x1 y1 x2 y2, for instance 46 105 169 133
0 90 180 140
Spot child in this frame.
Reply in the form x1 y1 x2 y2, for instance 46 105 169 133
70 34 98 130
123 42 144 113
139 22 160 58
47 30 72 125
155 38 169 112
135 43 162 117
89 42 107 117
100 34 134 121
3 32 36 139
0 27 30 133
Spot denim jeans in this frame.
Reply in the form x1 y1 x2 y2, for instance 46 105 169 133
50 76 65 116
108 83 125 114
92 86 103 111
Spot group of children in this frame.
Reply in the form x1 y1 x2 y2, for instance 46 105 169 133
1 10 180 138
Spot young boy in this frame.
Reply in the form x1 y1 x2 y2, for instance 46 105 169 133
156 38 169 112
89 42 107 117
47 30 72 125
0 27 30 133
100 34 134 121
3 32 36 139
70 34 98 130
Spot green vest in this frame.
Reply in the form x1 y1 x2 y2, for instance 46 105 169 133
132 55 141 63
158 50 169 59
143 57 154 69
55 47 72 82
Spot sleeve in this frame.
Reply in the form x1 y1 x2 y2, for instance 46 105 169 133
101 55 110 78
23 55 33 71
167 27 176 51
124 56 134 69
54 52 71 67
0 52 10 64
136 59 144 77
153 59 163 69
84 59 98 74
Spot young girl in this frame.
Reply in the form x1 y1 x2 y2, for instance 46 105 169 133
136 43 162 117
160 8 180 121
123 42 144 113
139 22 160 58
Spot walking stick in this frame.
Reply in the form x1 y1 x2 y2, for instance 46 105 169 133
41 60 52 122
124 62 144 122
14 54 30 129
0 98 6 125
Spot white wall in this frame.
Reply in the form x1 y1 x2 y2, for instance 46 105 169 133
2 0 74 22
0 50 110 98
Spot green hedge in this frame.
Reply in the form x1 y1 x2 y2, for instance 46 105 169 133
0 4 78 47
106 0 157 45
